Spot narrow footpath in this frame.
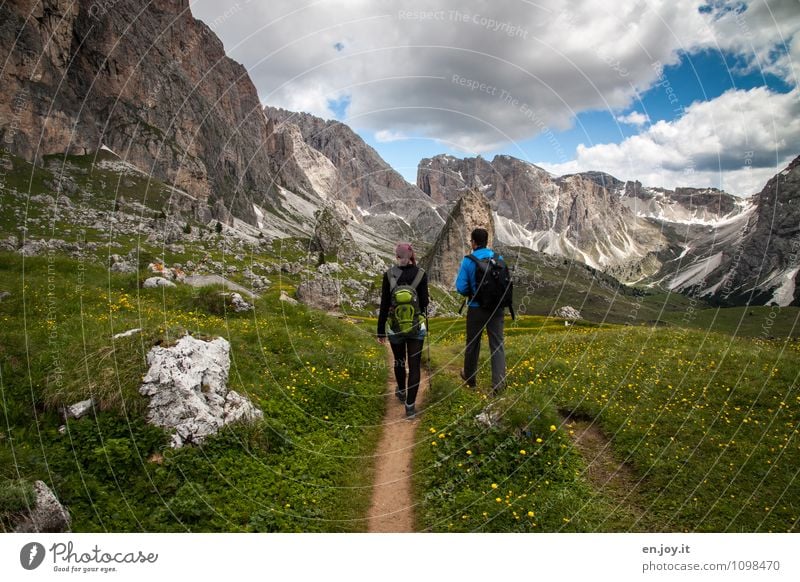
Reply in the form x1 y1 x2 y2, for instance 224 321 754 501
366 347 429 532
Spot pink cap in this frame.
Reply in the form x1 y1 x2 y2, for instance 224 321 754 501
395 242 416 266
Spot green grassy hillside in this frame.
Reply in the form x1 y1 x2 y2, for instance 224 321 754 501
414 316 799 532
0 252 385 532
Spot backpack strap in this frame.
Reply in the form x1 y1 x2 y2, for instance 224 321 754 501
389 266 424 291
387 266 402 291
464 254 486 296
409 267 425 290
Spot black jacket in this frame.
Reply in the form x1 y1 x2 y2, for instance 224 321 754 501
377 264 429 338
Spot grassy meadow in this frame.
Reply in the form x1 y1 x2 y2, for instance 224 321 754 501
0 251 386 532
414 314 799 532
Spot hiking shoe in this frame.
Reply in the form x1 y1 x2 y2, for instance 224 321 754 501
404 403 416 419
460 370 476 388
395 387 406 403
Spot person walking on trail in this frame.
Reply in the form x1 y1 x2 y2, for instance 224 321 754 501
377 243 429 419
456 228 508 395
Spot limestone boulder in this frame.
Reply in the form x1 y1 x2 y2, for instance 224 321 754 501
139 335 262 448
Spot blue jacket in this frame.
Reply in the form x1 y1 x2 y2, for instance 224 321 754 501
456 247 497 308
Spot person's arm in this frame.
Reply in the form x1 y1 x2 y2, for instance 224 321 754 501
455 257 473 296
377 273 390 338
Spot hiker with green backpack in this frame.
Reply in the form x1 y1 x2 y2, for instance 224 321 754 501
377 243 429 419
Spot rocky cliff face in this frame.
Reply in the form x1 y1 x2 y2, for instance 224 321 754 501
418 153 665 275
655 156 799 306
0 0 276 224
418 154 558 229
420 189 495 286
265 117 347 203
265 107 425 208
713 156 799 305
265 106 444 240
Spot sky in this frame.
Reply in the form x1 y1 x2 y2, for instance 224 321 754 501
189 0 800 196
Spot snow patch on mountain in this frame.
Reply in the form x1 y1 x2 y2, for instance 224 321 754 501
766 267 799 307
668 252 724 291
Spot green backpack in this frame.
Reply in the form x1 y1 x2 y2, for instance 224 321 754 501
387 266 425 337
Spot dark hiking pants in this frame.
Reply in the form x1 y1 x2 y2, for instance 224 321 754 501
464 306 506 392
390 338 424 405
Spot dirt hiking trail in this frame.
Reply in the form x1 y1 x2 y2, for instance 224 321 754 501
366 346 429 532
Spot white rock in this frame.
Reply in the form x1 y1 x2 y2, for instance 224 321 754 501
227 292 253 312
555 306 581 320
279 290 298 306
14 481 72 533
475 410 501 428
143 277 176 289
65 399 94 420
139 335 262 448
110 254 136 273
317 262 343 275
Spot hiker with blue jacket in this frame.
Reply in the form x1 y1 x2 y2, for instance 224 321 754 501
377 243 429 419
456 228 511 395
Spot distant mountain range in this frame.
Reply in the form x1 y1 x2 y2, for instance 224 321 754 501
1 0 796 306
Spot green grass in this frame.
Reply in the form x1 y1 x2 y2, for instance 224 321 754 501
0 251 386 532
413 315 800 532
660 305 800 338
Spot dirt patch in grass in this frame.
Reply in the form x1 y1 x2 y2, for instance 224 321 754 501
561 412 648 524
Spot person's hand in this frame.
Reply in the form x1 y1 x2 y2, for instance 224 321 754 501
377 336 386 345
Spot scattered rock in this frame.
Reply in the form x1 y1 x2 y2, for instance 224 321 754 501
30 194 55 205
310 204 357 261
143 277 176 289
13 481 72 533
147 261 184 281
225 292 253 312
475 409 501 428
110 254 136 273
0 291 10 302
317 262 343 275
279 290 298 305
64 399 94 420
19 240 49 257
139 335 262 448
279 262 304 275
0 236 18 251
296 275 342 311
243 268 270 289
556 306 581 320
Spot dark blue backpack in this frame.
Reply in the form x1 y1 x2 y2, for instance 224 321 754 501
466 253 515 319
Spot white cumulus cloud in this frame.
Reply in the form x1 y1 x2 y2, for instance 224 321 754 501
190 0 799 191
615 111 651 126
543 86 800 195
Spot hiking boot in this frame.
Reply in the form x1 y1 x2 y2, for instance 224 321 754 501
460 370 476 388
395 387 406 403
404 403 416 419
